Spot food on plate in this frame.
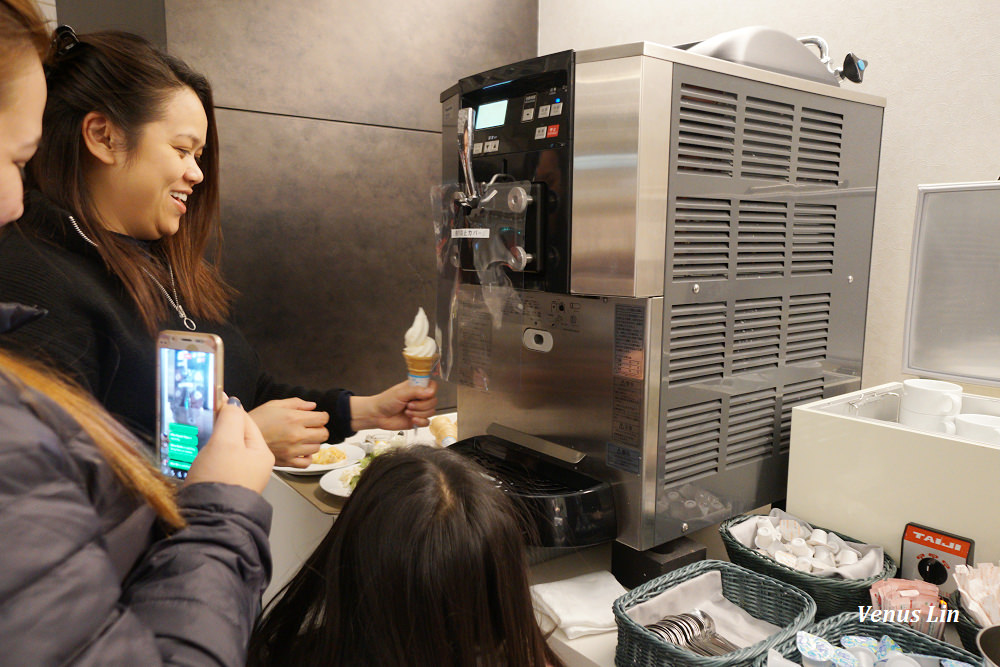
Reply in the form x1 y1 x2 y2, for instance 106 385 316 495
312 446 347 466
341 457 370 492
403 307 438 386
429 415 457 447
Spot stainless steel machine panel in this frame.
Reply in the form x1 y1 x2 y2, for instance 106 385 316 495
571 56 672 297
455 286 663 549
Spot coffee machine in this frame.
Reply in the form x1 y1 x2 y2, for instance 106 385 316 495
435 29 885 556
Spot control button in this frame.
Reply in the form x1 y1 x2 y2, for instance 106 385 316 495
534 126 547 140
538 104 551 119
546 124 559 138
521 107 534 122
550 102 563 116
473 142 483 155
484 140 500 152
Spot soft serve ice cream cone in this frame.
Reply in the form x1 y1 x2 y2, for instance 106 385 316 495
403 307 438 387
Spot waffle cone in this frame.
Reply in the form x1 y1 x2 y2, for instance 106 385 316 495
402 352 438 376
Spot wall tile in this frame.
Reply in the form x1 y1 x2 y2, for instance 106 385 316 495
166 0 538 132
215 108 456 406
38 1 58 23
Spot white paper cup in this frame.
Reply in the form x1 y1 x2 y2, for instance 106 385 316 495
900 378 962 416
956 414 1000 445
898 407 956 434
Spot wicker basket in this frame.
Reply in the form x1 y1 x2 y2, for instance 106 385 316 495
951 591 985 656
613 559 816 667
719 514 898 620
752 611 983 667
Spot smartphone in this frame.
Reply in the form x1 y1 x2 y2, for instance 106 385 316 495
156 330 224 481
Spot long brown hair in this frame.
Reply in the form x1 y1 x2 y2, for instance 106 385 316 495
248 446 564 667
0 0 47 103
25 30 234 335
1 6 183 529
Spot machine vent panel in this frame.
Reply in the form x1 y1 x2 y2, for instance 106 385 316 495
741 96 794 181
673 197 732 281
668 303 727 385
797 107 843 185
736 200 788 278
732 297 782 373
664 399 722 485
787 293 831 363
727 388 778 466
779 378 826 453
676 84 737 177
671 80 846 186
792 203 837 275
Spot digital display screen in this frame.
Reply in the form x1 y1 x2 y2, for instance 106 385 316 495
159 347 216 480
475 99 508 130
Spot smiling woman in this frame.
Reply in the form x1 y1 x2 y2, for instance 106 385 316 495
0 28 437 466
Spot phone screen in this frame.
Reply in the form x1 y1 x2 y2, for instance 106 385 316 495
158 346 217 480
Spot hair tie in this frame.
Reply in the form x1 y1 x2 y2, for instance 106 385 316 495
51 25 80 61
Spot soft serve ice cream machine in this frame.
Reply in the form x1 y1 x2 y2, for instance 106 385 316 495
435 30 885 553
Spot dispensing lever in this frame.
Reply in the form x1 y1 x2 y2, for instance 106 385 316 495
457 108 479 210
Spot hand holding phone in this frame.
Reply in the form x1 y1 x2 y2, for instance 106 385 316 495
157 331 224 480
185 398 274 493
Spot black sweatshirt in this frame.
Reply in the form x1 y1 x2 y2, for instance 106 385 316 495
0 191 353 449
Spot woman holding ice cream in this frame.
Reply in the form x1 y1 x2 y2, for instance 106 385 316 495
0 28 436 467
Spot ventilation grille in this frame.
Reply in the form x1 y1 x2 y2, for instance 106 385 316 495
676 84 738 177
664 399 722 485
672 85 844 184
668 303 727 386
736 200 787 278
792 203 836 275
779 378 826 453
787 294 831 363
742 96 793 181
732 298 782 374
673 197 732 281
727 388 778 466
798 107 843 185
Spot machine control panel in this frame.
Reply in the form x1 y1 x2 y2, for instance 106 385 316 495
471 85 570 156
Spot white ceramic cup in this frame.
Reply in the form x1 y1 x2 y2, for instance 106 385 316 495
900 378 963 416
977 625 1000 667
898 407 956 434
956 414 1000 445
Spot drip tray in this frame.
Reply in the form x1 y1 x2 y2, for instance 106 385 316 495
452 435 617 548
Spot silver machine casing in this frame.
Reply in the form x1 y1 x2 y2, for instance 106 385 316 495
440 42 885 551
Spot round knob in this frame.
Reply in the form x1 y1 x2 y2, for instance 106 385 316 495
507 186 533 213
508 246 534 271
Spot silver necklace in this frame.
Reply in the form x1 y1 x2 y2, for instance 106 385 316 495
67 215 197 331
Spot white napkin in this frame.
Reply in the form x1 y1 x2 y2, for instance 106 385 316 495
530 571 626 639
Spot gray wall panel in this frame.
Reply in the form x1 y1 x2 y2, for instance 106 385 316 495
166 0 538 132
101 0 538 411
58 0 167 48
216 108 455 404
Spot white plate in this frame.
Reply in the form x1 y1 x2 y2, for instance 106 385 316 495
319 463 362 497
273 443 364 475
